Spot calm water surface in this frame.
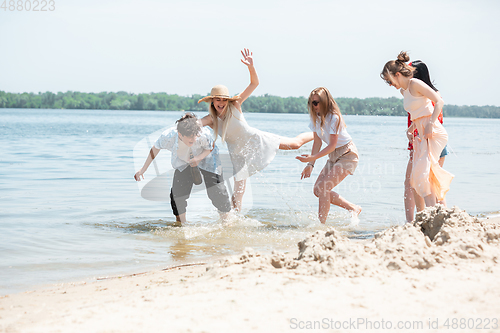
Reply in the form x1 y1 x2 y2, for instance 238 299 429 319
1 109 499 295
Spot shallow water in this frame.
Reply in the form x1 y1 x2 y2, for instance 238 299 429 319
1 109 499 295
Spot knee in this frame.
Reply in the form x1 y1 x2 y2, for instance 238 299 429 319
234 180 246 192
313 186 324 198
404 177 411 189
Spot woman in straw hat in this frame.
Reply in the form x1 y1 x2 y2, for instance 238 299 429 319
198 48 313 212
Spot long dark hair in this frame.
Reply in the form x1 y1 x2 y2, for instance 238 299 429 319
411 60 438 92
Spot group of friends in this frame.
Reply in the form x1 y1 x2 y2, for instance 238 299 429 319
134 49 454 225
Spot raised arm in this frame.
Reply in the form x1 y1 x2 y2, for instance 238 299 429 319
235 48 259 105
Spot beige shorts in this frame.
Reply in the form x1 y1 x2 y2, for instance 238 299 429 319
325 141 359 175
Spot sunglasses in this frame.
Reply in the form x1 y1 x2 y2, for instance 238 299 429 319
311 101 320 106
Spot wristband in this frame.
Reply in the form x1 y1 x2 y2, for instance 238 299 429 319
307 162 315 168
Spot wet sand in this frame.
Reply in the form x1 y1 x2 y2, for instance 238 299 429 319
1 206 499 333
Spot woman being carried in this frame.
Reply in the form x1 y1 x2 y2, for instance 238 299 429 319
198 49 313 211
382 51 454 208
296 87 361 224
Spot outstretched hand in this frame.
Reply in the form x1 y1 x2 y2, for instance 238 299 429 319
134 169 145 181
296 154 314 163
240 48 254 67
300 165 313 180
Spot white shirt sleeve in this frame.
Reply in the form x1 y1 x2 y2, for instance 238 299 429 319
308 120 315 133
325 114 340 135
198 128 213 151
154 127 176 151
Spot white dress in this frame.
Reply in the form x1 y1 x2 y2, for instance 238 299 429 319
218 109 281 181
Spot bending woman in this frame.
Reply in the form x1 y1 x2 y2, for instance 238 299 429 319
296 87 361 224
404 60 448 222
381 52 454 208
198 49 313 211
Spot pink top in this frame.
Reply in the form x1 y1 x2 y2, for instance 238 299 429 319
403 79 433 121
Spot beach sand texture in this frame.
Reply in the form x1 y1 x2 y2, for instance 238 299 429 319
1 205 500 333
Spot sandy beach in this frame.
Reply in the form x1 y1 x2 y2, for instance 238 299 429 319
2 206 500 333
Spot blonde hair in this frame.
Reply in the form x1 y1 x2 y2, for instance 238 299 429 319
308 87 345 135
208 100 239 143
381 51 415 84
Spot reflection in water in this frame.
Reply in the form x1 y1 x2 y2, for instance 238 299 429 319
92 208 383 264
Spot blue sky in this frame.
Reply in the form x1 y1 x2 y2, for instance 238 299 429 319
1 0 499 106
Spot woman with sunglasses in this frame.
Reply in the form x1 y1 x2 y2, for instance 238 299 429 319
296 87 361 224
381 51 453 210
198 49 313 212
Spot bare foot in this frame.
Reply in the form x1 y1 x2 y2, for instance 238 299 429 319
350 205 362 218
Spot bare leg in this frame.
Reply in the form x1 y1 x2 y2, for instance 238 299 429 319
405 151 427 221
219 211 230 223
279 132 314 150
232 179 246 212
313 164 360 224
424 194 437 207
413 188 425 212
437 156 447 207
404 152 415 223
176 213 186 223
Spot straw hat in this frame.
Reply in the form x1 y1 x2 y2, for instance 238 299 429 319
198 85 240 104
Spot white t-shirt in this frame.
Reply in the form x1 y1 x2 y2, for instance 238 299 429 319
154 127 222 175
308 113 352 148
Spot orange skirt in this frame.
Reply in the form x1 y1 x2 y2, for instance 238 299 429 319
411 116 454 200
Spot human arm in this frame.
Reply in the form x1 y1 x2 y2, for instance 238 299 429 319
411 79 444 139
407 122 417 142
199 115 213 128
297 133 338 163
297 133 323 179
234 48 259 106
134 146 161 181
189 149 211 167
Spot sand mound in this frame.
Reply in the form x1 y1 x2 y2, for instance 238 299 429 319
208 205 500 277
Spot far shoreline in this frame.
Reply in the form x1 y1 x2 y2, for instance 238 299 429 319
2 107 500 119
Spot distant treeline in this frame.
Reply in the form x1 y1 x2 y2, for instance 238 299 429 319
1 90 499 118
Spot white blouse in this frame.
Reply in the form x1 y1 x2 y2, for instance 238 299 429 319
309 113 352 148
154 127 222 175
